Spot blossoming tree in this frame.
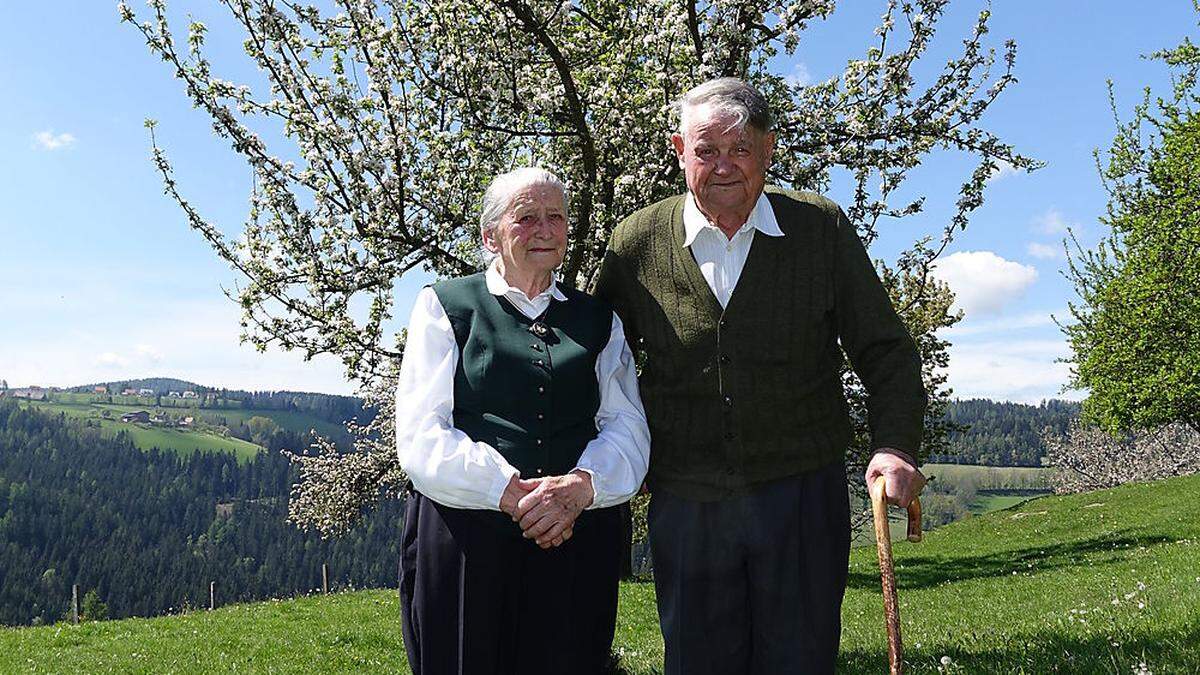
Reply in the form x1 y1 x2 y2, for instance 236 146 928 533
121 0 1036 533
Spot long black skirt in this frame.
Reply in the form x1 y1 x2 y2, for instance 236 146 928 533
399 492 622 675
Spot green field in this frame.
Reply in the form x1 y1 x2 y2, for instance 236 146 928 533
922 462 1051 491
967 491 1039 513
94 403 351 443
5 474 1198 673
19 394 352 461
19 400 263 463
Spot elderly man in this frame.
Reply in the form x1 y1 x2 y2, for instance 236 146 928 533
596 77 927 673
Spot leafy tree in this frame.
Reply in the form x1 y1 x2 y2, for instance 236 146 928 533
122 0 1036 533
80 589 109 622
1064 11 1200 435
246 415 280 446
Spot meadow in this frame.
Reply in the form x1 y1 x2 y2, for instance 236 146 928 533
921 463 1051 491
5 473 1197 673
18 396 264 458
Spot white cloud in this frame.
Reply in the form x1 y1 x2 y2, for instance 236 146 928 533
942 310 1059 338
1032 208 1075 236
33 130 76 150
2 298 353 394
786 62 812 88
944 338 1085 403
135 344 164 362
987 159 1020 183
96 352 129 368
939 305 1084 402
1026 242 1061 260
930 251 1038 317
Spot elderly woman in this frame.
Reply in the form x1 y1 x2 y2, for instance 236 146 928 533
395 167 650 675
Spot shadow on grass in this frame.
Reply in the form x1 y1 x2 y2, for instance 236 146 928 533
840 621 1200 674
847 531 1178 591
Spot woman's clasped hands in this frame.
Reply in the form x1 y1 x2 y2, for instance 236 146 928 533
499 471 595 549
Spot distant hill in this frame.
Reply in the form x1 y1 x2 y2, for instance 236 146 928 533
67 377 372 432
44 381 1079 467
6 473 1198 673
935 398 1081 466
0 400 402 627
73 377 206 395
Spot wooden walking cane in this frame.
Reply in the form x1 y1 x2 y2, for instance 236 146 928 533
871 476 922 675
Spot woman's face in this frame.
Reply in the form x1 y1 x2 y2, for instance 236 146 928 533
484 184 568 278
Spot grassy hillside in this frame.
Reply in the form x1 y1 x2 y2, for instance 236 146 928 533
94 403 351 443
14 395 349 463
922 463 1051 491
18 399 263 462
4 474 1198 673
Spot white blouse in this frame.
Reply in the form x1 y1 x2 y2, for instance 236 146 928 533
394 262 651 511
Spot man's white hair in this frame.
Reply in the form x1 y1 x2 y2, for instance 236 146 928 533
676 77 774 137
479 167 568 235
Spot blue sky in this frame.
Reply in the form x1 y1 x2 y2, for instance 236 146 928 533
2 1 1197 401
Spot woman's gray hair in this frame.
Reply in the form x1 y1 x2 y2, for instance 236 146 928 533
675 77 774 137
479 167 568 235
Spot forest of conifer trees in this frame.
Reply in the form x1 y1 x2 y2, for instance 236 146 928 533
0 401 402 626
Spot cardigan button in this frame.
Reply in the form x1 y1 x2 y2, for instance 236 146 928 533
536 438 543 446
537 413 544 420
723 396 733 407
537 386 545 394
719 355 731 365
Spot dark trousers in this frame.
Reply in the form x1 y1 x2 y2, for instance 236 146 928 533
399 492 622 675
649 462 851 675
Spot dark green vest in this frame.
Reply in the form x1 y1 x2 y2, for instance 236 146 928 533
433 273 613 480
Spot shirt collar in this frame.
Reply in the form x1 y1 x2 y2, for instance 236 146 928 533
485 258 569 302
681 190 785 248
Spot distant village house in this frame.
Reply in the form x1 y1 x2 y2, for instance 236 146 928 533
121 388 138 396
182 391 198 399
7 388 47 401
121 410 150 423
93 386 108 394
168 391 181 398
179 416 194 427
138 388 154 396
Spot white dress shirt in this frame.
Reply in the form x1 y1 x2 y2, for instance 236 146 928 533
682 191 785 307
395 259 651 511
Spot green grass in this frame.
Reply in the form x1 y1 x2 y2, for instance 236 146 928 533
1 592 407 673
4 475 1199 673
967 491 1040 513
19 400 262 463
93 404 350 443
922 463 1051 491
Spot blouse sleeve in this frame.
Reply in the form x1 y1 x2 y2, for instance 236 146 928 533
573 312 651 508
394 286 520 510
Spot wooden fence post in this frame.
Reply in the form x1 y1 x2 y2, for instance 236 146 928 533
209 581 215 610
322 563 329 594
71 584 79 624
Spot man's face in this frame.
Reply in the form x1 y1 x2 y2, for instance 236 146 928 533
671 104 775 218
482 184 568 277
